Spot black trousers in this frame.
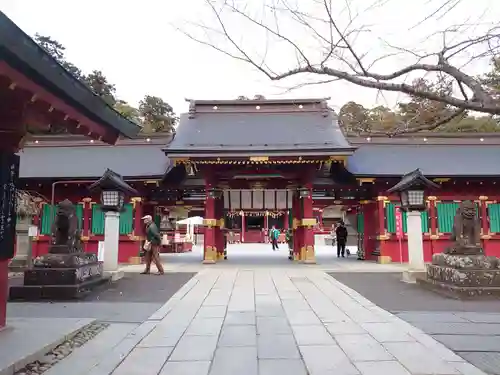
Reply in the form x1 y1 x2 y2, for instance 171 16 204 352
272 238 279 250
337 241 346 257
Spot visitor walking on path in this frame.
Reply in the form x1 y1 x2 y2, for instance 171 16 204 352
336 221 348 258
141 215 165 275
269 225 280 251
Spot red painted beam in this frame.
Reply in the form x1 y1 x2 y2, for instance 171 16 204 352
0 62 119 144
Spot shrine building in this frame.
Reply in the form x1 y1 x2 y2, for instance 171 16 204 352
17 98 500 264
0 11 139 328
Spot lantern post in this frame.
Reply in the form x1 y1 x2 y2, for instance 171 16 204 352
89 169 138 278
387 169 439 282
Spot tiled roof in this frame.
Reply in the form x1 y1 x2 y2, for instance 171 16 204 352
19 144 170 179
165 111 354 156
347 144 500 176
0 12 140 138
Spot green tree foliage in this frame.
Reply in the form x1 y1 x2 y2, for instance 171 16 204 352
83 70 117 106
114 100 141 124
33 34 177 134
139 95 178 133
34 34 83 79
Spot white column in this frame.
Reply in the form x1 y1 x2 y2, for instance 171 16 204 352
406 210 425 270
103 211 120 272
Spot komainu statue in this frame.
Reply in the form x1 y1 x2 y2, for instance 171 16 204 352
50 199 82 254
444 200 482 254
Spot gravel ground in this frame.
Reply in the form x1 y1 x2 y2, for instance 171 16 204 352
8 272 196 323
329 272 500 312
83 272 196 303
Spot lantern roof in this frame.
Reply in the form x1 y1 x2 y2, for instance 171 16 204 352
387 168 440 193
88 168 138 195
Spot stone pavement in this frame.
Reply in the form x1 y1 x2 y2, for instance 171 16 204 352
120 244 407 273
46 268 487 375
0 318 93 375
331 272 500 375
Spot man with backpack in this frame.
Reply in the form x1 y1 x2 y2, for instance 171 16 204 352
269 225 280 251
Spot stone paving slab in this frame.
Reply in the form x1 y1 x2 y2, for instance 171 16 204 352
39 268 486 375
329 272 500 375
0 317 94 375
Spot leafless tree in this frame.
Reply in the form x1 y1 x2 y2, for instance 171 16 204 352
16 190 45 219
179 0 500 134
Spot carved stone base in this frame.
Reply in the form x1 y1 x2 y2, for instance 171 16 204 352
33 252 98 268
9 260 108 301
417 252 500 299
417 278 500 299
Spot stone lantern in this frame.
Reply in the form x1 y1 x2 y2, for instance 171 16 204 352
388 169 439 282
89 169 137 277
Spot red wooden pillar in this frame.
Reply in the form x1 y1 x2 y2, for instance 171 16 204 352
204 173 217 263
427 196 438 257
427 196 438 237
131 197 144 238
292 191 302 260
302 185 316 263
214 195 224 260
284 210 289 230
479 196 489 251
361 201 377 260
479 196 489 236
240 211 245 243
264 212 269 243
81 197 92 252
376 196 391 263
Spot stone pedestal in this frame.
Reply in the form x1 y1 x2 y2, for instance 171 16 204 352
402 211 425 284
103 211 120 273
9 252 108 300
417 249 500 299
407 211 425 269
8 218 32 271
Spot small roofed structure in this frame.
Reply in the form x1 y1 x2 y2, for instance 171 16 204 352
387 169 440 195
0 11 141 326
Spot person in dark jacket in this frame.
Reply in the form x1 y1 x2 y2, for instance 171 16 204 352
141 215 164 275
335 221 348 258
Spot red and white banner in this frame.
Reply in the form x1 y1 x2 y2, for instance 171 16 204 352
395 206 403 239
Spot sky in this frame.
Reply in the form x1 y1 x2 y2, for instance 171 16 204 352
1 0 498 114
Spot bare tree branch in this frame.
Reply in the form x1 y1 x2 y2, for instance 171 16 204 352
179 0 500 133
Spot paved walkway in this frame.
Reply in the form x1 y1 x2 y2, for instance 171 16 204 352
120 244 407 273
53 268 487 375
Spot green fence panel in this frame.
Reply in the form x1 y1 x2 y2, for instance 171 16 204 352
154 214 161 228
488 203 500 233
40 204 53 235
119 203 134 235
386 202 428 233
357 212 364 233
40 203 83 235
91 204 105 235
437 202 459 233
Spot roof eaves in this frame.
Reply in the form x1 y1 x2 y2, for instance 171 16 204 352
0 12 140 138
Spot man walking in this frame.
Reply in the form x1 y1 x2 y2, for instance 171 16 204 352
269 225 280 251
141 215 165 275
335 221 348 258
